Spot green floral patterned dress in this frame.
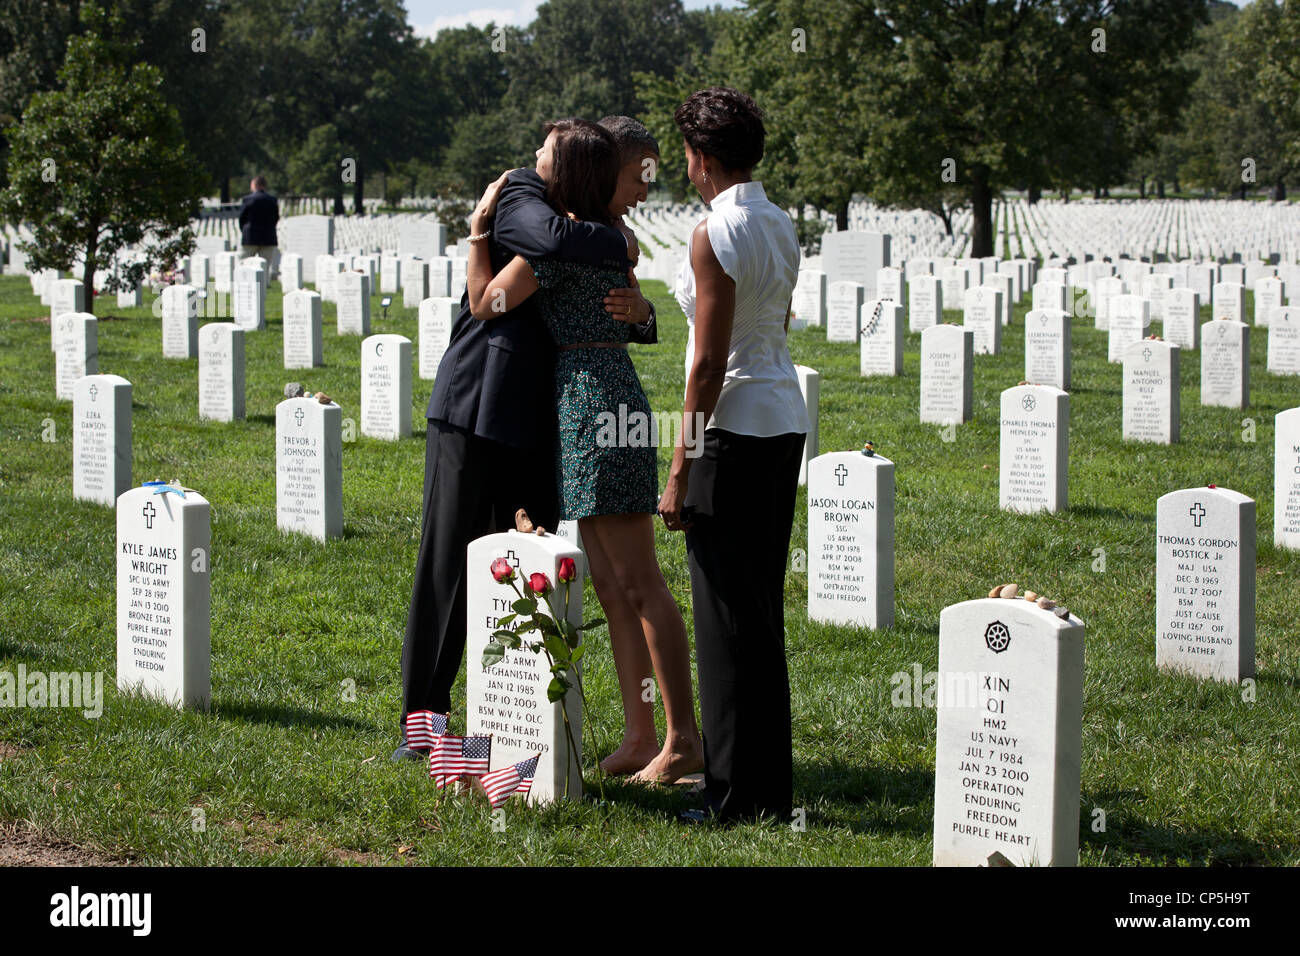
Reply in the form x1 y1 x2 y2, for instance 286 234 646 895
526 257 658 520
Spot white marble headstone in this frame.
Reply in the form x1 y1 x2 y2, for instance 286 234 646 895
360 333 412 439
466 530 584 803
54 312 97 400
1162 287 1200 351
233 265 265 331
859 299 903 376
933 597 1084 867
429 257 453 299
1122 340 1180 444
1267 307 1300 375
418 297 456 380
402 258 428 308
963 286 1002 356
276 397 342 541
791 269 826 329
1212 282 1245 323
1275 408 1300 550
795 365 819 486
280 253 303 292
283 289 323 369
161 284 199 359
920 324 973 425
49 279 85 351
1255 277 1284 328
116 484 210 709
1200 321 1249 408
198 323 246 422
1024 309 1070 390
336 270 371 336
807 451 894 629
1107 295 1149 364
826 281 864 343
999 385 1068 514
1155 486 1255 683
73 374 131 506
908 274 943 332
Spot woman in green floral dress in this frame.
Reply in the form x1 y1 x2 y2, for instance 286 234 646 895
466 119 703 784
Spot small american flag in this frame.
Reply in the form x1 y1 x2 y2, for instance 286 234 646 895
405 711 449 750
480 754 540 809
428 734 492 788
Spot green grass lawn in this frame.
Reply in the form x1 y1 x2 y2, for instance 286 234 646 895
1 270 1298 866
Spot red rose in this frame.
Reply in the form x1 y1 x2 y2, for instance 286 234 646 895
527 572 551 596
558 557 577 583
490 557 514 582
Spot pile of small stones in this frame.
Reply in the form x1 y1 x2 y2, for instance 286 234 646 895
987 583 1070 619
284 382 332 404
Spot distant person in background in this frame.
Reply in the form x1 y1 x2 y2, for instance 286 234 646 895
238 176 279 276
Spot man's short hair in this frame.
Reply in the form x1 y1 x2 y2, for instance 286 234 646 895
251 175 267 190
598 116 659 166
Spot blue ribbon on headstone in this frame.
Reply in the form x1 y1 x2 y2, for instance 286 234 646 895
143 479 186 498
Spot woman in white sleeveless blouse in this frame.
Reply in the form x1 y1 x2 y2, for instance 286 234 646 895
659 87 807 823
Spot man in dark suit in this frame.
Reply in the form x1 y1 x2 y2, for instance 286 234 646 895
394 119 661 758
238 176 279 275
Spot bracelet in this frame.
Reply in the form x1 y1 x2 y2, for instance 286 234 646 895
467 229 491 243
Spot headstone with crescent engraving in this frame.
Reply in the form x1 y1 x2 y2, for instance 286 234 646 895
1155 486 1255 683
361 333 412 440
807 450 894 629
932 596 1084 866
116 484 211 710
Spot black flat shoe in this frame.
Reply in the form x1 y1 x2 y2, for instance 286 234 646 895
677 808 715 825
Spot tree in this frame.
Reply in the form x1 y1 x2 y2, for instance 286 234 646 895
0 0 82 189
0 23 207 308
1253 0 1300 171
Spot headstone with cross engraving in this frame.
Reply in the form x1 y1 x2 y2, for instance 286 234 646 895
1267 307 1300 375
1024 309 1071 390
115 484 211 709
963 286 1002 356
1123 340 1180 444
932 596 1085 867
908 273 943 332
920 324 973 425
795 365 820 486
336 270 371 336
276 397 342 540
859 299 904 376
465 530 584 803
161 284 199 359
826 281 864 344
1155 486 1255 683
283 289 323 368
74 374 131 506
1163 287 1200 351
419 297 456 380
807 450 894 629
361 333 412 440
198 323 246 422
1276 408 1300 550
999 384 1068 514
1201 320 1249 408
55 313 98 400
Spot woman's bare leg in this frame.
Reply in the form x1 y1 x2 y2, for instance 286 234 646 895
579 518 660 773
581 513 703 782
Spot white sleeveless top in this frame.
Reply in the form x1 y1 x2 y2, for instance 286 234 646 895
674 181 807 437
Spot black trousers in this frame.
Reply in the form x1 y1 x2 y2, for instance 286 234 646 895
400 419 557 725
684 428 804 822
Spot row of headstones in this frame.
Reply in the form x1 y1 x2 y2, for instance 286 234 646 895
111 462 1277 862
805 400 1298 625
805 447 1275 865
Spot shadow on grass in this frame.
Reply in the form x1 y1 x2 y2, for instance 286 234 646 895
213 699 377 732
247 413 276 427
1066 504 1146 523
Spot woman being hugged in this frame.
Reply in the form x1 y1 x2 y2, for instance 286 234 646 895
467 118 703 784
658 88 807 822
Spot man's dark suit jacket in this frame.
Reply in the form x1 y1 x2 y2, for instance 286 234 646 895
427 167 655 450
238 190 280 246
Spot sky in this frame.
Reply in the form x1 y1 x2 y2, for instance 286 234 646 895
404 0 744 38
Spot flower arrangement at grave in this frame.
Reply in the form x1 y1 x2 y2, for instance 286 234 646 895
480 554 607 800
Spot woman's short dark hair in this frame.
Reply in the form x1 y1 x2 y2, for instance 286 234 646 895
673 86 765 173
541 117 619 226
